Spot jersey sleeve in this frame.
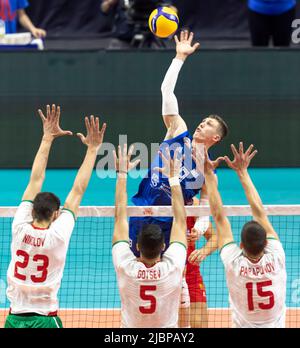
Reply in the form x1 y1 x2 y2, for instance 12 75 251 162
112 241 136 270
220 242 242 268
12 201 33 230
17 0 29 9
50 208 75 245
162 242 187 273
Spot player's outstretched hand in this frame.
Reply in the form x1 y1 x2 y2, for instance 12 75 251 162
224 142 258 174
77 115 106 151
154 146 183 178
188 247 207 265
113 144 140 175
192 144 223 175
175 30 200 61
38 104 73 140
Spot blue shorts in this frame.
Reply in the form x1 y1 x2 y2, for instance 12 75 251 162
129 217 173 256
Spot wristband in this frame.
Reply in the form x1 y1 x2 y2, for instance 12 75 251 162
117 170 127 178
168 176 180 187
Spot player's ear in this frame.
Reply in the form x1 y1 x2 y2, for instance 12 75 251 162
162 243 166 252
240 242 243 249
213 134 221 143
136 244 140 252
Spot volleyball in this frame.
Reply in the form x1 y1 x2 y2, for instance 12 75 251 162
148 7 179 38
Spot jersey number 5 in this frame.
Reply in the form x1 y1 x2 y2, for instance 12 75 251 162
246 280 275 311
139 285 157 314
14 249 49 283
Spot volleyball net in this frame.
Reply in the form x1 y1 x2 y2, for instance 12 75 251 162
0 205 299 328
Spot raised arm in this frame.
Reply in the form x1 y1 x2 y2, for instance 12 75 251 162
63 116 106 217
154 147 187 247
22 105 72 202
192 144 232 249
112 145 140 244
224 142 279 240
161 30 200 139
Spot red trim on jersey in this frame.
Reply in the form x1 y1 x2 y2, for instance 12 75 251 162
9 308 58 317
31 224 48 230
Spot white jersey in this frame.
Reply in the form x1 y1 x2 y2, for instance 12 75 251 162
7 201 75 315
220 238 286 328
112 241 186 328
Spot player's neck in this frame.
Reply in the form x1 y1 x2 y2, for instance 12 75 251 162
192 139 212 150
244 251 264 263
32 219 50 229
138 255 161 267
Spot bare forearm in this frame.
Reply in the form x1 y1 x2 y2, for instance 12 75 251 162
18 10 35 31
72 148 97 195
115 177 127 221
30 136 53 182
238 170 265 219
202 234 218 257
171 185 186 225
205 172 225 221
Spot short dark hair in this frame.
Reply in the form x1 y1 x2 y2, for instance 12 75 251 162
241 220 266 256
137 224 165 259
208 114 228 140
33 192 60 222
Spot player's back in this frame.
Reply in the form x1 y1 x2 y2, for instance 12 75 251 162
113 241 186 328
7 201 75 315
220 239 286 328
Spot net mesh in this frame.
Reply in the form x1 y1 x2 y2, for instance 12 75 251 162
0 205 299 328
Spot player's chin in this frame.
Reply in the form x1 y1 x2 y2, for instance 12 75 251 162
193 134 203 143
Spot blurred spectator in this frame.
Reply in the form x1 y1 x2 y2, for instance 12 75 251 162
101 0 177 43
0 0 46 38
248 0 296 46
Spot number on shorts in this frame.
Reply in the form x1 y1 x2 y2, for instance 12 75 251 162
246 280 274 311
14 249 49 283
139 285 157 314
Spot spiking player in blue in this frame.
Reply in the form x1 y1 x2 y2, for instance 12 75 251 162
129 30 228 256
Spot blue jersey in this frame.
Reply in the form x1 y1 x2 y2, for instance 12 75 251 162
0 0 29 34
248 0 296 15
132 131 204 208
129 131 205 256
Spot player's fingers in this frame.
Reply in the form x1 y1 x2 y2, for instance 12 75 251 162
95 116 100 131
231 144 239 158
62 130 73 136
184 29 189 41
174 35 179 45
76 133 85 143
130 159 140 170
85 116 91 133
51 104 56 119
128 144 134 159
239 142 244 155
55 105 61 122
193 42 200 51
100 122 106 136
90 115 96 131
118 145 122 161
245 144 254 156
153 167 164 174
180 30 184 41
46 104 50 119
188 31 194 44
248 149 258 161
113 150 118 170
214 156 224 168
224 156 234 168
38 109 46 122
